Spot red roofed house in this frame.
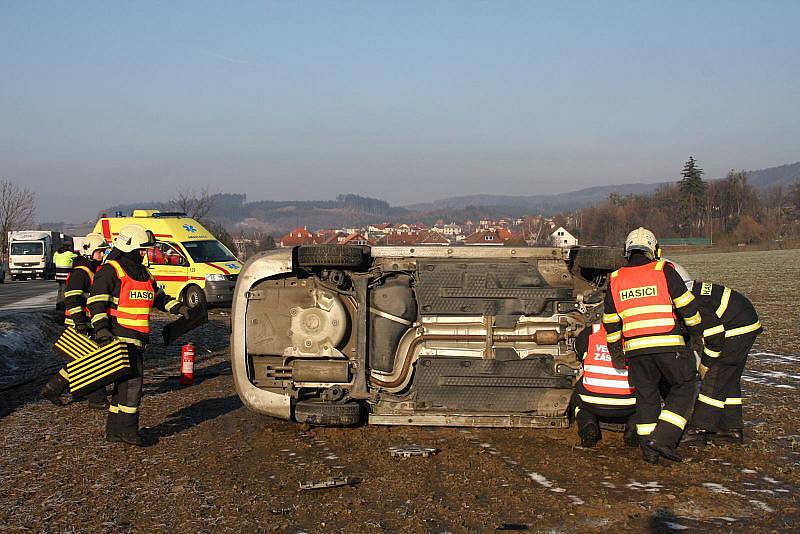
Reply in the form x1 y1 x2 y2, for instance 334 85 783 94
279 227 316 247
463 230 504 246
414 230 450 246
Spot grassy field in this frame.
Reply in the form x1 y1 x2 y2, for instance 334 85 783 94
669 248 799 354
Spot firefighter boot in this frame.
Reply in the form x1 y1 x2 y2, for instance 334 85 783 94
86 388 109 410
713 429 744 445
640 442 660 464
680 427 711 447
116 412 150 447
643 439 683 463
41 373 68 406
106 412 122 443
579 423 600 448
623 423 639 448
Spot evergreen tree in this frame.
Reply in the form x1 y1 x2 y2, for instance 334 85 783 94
678 156 707 236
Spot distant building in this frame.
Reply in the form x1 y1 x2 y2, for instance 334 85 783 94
464 230 504 246
551 227 578 248
279 227 316 247
414 230 450 246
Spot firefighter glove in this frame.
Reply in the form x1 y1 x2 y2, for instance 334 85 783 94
611 353 627 370
74 322 91 337
94 328 115 346
177 305 191 319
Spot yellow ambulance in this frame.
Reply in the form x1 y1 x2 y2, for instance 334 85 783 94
93 210 242 307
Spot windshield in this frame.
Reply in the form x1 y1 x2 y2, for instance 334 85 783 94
181 240 237 263
11 242 44 255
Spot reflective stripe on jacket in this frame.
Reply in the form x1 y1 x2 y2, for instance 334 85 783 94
107 260 156 334
582 323 634 396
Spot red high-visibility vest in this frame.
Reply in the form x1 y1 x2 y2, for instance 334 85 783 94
582 323 634 395
610 260 676 338
107 260 156 334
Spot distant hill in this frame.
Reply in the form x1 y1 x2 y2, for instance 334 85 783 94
100 161 799 235
408 161 800 213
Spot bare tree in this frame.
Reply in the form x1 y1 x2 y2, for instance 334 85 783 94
170 186 214 221
0 179 36 255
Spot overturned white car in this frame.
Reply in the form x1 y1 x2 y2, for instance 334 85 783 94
230 244 624 427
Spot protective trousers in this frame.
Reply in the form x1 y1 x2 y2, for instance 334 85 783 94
107 345 144 436
571 386 636 433
627 350 697 448
691 333 756 432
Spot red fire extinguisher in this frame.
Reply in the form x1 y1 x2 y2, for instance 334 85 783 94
179 343 195 386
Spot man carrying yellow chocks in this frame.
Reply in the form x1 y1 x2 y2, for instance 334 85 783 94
88 224 190 446
681 281 763 446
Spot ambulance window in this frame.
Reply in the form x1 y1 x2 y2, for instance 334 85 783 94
148 243 187 266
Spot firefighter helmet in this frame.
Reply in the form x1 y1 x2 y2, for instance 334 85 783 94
669 260 693 291
80 233 109 257
624 227 658 259
114 224 156 253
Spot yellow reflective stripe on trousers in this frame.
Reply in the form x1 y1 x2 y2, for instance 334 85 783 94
116 336 146 348
637 423 656 435
673 290 694 308
725 321 761 338
579 394 636 406
91 313 109 324
703 346 721 358
715 287 731 318
117 404 139 414
87 294 112 304
622 318 676 333
703 324 725 338
698 394 725 408
683 312 701 327
58 368 69 380
658 409 687 430
725 397 742 405
109 405 119 413
623 335 685 352
619 305 674 319
602 312 621 323
605 330 622 343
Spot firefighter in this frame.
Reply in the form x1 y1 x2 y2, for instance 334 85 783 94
602 228 725 464
681 281 762 446
87 224 189 446
571 320 638 448
41 233 110 407
53 243 77 311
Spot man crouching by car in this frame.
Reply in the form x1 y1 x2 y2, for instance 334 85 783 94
571 320 638 448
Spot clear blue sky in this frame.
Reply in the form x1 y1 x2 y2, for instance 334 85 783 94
1 1 798 222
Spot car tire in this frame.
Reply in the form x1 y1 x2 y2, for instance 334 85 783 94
296 245 369 268
294 400 362 427
573 247 626 270
183 284 207 309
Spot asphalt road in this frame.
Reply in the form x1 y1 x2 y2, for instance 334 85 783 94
0 279 58 310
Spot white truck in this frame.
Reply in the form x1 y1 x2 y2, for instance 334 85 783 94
7 230 69 281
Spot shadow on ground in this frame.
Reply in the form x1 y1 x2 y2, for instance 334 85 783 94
148 394 242 438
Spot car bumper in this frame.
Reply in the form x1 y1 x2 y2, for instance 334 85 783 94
204 279 237 304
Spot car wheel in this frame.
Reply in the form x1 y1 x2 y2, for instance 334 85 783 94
294 400 362 427
297 245 369 268
183 284 207 309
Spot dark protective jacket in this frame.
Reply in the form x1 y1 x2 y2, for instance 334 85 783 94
87 250 182 347
63 256 102 328
602 253 724 361
690 281 762 361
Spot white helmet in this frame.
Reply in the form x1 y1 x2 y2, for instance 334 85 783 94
113 224 156 253
81 233 109 257
624 227 658 259
666 259 693 291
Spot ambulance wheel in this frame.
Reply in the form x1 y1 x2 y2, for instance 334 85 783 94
294 400 362 427
183 284 207 309
296 245 369 268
